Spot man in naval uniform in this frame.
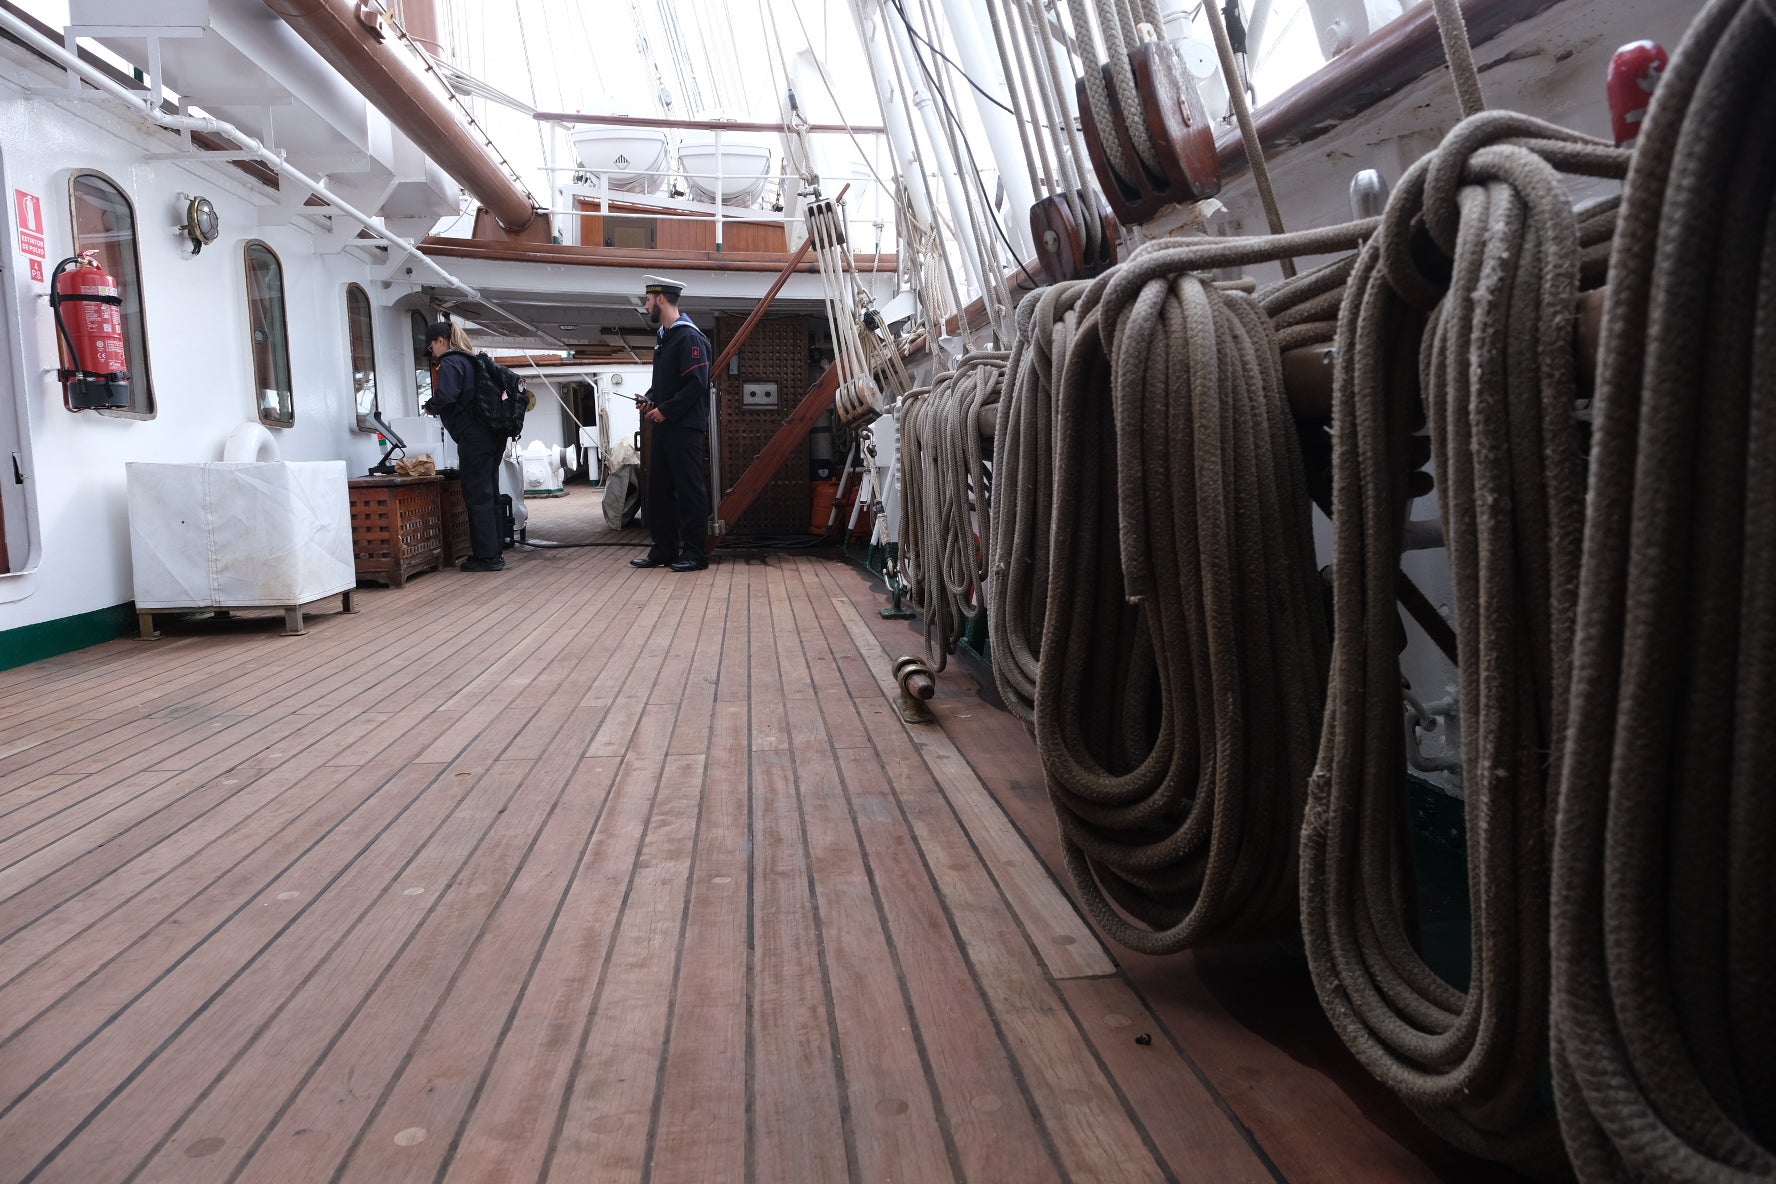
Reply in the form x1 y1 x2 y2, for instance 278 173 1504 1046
631 274 714 572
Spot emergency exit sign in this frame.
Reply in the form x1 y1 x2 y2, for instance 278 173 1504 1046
14 189 45 261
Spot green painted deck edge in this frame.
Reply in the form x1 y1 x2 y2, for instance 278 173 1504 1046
0 603 137 673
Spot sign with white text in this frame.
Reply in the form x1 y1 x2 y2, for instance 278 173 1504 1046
14 189 45 260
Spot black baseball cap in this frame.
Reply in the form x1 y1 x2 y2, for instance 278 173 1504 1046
426 320 453 344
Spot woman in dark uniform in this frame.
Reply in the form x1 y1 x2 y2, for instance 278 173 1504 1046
424 320 505 572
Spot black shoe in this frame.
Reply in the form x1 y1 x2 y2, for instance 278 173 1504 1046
630 555 676 569
460 557 505 572
669 557 708 572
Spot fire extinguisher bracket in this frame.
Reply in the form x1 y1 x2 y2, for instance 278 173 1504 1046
50 253 133 410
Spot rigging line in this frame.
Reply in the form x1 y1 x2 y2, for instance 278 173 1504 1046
912 0 1011 332
784 0 924 229
691 0 733 113
892 0 1042 293
883 0 1018 116
565 0 601 97
716 0 751 114
363 0 537 202
513 0 549 184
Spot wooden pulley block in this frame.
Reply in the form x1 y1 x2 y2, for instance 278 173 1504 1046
805 198 847 246
1077 39 1221 226
833 375 881 427
1030 189 1120 283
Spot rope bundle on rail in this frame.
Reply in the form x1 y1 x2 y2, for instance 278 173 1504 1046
1302 111 1629 1174
1008 225 1387 953
898 352 1007 669
989 280 1091 723
1550 0 1776 1178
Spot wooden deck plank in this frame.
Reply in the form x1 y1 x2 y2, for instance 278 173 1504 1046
795 575 1164 1184
747 563 849 1184
437 571 706 1183
436 748 662 1184
543 752 705 1183
824 560 1496 1184
647 705 749 1184
122 576 659 1184
0 552 602 863
0 758 477 1176
749 742 850 1184
823 587 1114 980
527 576 717 1183
785 559 1066 1184
0 701 543 1139
648 564 749 1184
1056 976 1277 1182
281 579 702 1184
787 700 959 1184
0 764 357 1020
0 541 1502 1184
38 757 547 1184
0 557 614 967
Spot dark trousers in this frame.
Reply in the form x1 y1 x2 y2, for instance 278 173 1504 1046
647 426 709 562
456 435 503 560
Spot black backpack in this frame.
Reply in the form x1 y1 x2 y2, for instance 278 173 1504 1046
469 351 527 440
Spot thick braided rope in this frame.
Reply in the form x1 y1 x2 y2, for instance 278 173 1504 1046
1303 112 1628 1174
989 281 1091 724
1022 235 1332 954
1550 0 1776 1178
898 354 1009 669
987 221 1371 733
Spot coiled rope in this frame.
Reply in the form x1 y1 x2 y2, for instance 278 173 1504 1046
1550 0 1776 1177
1016 223 1371 953
1302 109 1629 1174
989 279 1091 724
898 352 1008 669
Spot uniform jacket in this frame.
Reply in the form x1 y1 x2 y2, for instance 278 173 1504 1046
428 350 493 445
650 315 712 432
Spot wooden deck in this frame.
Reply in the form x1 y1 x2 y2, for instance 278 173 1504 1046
0 536 1503 1183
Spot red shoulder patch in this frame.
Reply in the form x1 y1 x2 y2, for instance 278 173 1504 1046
691 346 701 358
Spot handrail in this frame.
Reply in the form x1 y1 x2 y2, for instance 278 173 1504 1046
537 111 887 135
1214 0 1562 174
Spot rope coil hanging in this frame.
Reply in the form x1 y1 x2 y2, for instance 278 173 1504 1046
1005 225 1378 952
1550 0 1776 1177
1302 111 1630 1174
897 352 1008 668
989 279 1092 724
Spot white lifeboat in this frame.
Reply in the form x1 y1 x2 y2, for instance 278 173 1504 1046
571 124 671 195
679 121 773 206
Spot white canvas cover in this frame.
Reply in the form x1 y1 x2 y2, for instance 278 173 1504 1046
127 461 355 610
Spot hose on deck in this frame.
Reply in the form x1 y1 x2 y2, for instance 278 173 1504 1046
1550 0 1776 1177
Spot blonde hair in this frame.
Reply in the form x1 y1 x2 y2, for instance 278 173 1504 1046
448 323 475 354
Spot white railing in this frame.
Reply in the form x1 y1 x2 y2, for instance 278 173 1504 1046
541 166 889 254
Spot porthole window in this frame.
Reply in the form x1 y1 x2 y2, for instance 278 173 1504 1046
244 241 292 427
411 310 433 408
347 284 378 430
67 172 153 416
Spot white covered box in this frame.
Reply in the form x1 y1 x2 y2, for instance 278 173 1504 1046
127 461 355 629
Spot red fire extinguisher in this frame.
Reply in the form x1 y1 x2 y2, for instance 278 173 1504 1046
49 252 132 409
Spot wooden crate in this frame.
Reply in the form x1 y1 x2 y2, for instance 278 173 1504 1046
348 476 443 587
439 478 472 565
